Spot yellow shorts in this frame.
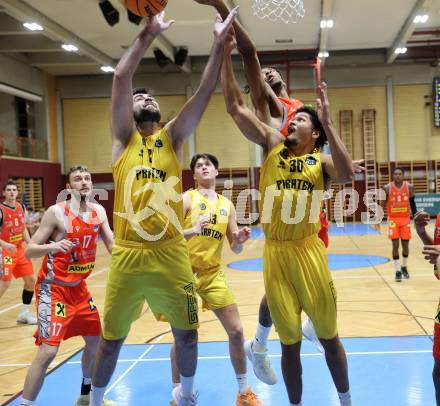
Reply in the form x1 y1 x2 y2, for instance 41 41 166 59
194 267 235 311
103 235 199 340
263 234 337 345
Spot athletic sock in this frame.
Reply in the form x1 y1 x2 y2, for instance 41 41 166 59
180 375 195 398
402 256 408 267
20 400 34 406
393 259 401 272
172 382 180 389
81 377 92 395
254 323 271 351
236 373 248 395
290 402 302 406
90 385 106 406
22 289 34 305
338 389 352 406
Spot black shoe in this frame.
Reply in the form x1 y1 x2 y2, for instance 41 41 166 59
401 267 410 279
395 271 402 282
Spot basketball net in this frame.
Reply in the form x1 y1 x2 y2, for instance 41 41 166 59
252 0 305 24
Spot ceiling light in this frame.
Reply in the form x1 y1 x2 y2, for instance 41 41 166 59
414 14 429 23
394 47 407 54
23 22 43 31
320 19 334 29
318 51 329 58
101 66 115 73
62 44 79 52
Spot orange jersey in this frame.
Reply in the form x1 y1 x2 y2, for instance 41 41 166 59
435 214 440 245
278 97 304 137
38 203 101 284
0 202 26 246
387 181 410 219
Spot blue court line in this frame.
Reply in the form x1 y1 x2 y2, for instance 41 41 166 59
228 254 389 272
7 336 435 406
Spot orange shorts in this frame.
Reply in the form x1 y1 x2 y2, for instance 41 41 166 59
388 217 411 241
34 280 101 347
0 245 34 282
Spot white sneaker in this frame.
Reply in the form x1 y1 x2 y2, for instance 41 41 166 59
171 386 198 406
302 318 324 354
244 338 277 385
75 394 118 406
17 311 37 325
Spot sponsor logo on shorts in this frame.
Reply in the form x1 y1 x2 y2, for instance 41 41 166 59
184 282 198 325
88 298 96 311
4 256 13 265
67 262 95 273
55 302 66 318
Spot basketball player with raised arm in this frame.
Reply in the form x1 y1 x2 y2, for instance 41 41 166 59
383 167 419 282
221 36 353 406
170 153 261 406
0 180 36 325
415 210 440 404
89 9 238 406
20 165 115 406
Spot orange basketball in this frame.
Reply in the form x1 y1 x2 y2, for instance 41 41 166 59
125 0 168 18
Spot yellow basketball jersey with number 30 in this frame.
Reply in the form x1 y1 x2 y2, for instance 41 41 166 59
260 143 324 241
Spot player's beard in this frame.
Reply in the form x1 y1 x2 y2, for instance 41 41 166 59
284 136 298 148
134 107 161 125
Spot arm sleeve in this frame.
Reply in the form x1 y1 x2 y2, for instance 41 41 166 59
409 196 418 216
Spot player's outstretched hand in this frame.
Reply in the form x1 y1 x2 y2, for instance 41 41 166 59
51 239 75 254
414 210 430 234
214 6 238 43
147 11 175 36
316 82 331 126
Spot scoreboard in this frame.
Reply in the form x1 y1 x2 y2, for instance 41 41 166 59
435 77 440 128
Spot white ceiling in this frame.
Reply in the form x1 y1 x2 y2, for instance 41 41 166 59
0 0 438 75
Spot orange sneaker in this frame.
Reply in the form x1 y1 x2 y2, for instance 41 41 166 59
236 388 262 406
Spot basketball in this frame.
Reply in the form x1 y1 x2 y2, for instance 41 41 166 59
125 0 168 18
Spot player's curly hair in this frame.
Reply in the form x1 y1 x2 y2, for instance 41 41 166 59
295 106 328 150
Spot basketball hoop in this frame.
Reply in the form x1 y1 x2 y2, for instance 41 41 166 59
253 0 305 24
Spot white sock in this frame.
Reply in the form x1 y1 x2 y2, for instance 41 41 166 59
394 259 401 272
236 373 248 395
21 304 30 313
172 382 180 389
402 256 408 267
20 400 34 405
338 389 352 406
90 385 106 406
290 402 302 406
254 323 271 351
180 375 195 398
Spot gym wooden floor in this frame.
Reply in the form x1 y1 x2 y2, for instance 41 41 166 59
0 222 437 404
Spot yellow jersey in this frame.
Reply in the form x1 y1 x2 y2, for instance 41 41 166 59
184 189 231 271
260 143 324 241
113 128 183 242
